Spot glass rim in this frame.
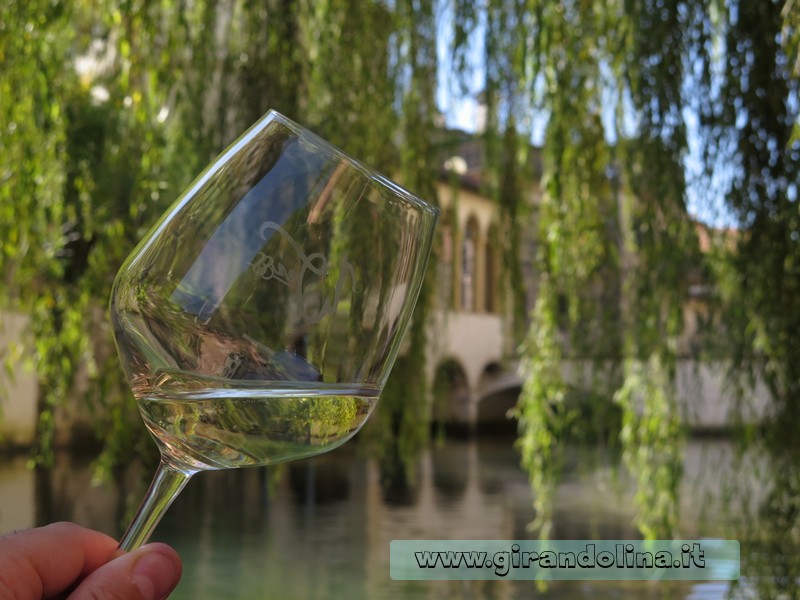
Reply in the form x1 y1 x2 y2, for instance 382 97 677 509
265 110 440 219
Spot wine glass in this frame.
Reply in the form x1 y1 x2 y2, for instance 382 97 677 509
110 110 438 550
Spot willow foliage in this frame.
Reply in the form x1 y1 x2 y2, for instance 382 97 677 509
447 0 797 540
2 0 799 545
0 0 424 472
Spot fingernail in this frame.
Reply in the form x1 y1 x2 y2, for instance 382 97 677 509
132 545 181 599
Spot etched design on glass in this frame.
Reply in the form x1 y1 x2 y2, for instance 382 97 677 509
250 221 360 325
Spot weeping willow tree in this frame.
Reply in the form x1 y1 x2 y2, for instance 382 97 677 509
696 2 800 597
355 0 443 486
0 0 427 474
440 0 694 539
2 0 799 549
446 0 797 542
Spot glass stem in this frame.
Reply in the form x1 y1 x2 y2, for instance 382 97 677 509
118 457 194 551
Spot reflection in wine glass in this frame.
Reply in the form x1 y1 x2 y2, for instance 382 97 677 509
111 111 438 550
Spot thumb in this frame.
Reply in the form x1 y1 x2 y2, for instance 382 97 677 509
68 542 182 600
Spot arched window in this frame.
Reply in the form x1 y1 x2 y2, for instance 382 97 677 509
439 209 456 310
461 217 479 312
485 225 497 313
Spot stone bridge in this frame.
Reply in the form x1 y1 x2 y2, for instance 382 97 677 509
424 307 771 432
425 311 522 431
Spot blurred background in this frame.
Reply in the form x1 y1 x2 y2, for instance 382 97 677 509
1 0 798 598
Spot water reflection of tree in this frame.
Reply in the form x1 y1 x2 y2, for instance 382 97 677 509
726 412 800 599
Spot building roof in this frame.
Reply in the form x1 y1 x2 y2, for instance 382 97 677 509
434 128 543 192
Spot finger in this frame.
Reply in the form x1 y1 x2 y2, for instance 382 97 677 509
0 522 118 599
68 543 182 600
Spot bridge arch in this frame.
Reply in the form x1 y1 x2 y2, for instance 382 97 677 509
476 361 521 431
431 358 472 426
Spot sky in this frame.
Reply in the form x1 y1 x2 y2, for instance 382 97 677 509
433 12 738 229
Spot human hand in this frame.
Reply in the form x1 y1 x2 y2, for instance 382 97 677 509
0 522 182 599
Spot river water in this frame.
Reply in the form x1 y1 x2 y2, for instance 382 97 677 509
0 435 781 599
